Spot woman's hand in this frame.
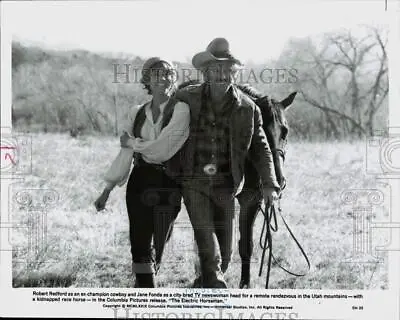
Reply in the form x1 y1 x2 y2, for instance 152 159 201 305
94 188 112 212
120 131 134 148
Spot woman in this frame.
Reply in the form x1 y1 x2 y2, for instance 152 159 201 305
94 57 190 287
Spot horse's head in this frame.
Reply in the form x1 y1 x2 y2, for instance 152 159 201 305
261 93 297 189
238 85 297 190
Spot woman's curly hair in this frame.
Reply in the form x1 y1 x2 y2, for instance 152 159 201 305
140 61 177 95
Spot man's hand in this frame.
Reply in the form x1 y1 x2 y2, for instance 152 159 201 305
94 188 112 212
120 131 134 148
262 187 279 207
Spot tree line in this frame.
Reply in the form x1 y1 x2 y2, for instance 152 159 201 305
12 25 388 140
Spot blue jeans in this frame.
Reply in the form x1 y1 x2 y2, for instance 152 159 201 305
182 175 235 288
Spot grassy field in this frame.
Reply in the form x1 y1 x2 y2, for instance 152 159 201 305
11 133 389 289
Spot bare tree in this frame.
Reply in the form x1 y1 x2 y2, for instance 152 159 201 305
363 26 389 135
291 25 388 139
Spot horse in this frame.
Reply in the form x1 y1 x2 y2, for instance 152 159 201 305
235 85 297 288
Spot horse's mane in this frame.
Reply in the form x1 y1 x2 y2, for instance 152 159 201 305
177 79 200 90
176 80 265 101
235 84 263 100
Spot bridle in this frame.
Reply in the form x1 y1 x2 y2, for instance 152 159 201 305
273 147 286 163
271 146 287 191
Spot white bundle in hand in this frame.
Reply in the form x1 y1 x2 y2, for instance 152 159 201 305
104 148 134 187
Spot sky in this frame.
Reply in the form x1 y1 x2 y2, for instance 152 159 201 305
2 0 392 64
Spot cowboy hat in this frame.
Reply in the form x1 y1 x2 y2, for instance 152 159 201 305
192 38 243 69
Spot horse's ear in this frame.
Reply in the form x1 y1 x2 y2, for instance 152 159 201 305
280 92 297 109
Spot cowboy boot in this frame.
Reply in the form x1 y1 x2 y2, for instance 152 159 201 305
191 259 227 288
191 261 203 288
134 273 155 288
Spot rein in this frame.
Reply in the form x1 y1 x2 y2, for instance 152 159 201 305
257 147 310 289
258 200 311 289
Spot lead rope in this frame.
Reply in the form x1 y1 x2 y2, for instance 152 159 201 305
258 198 311 289
258 201 274 289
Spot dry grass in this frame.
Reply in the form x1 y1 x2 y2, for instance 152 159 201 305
11 133 389 289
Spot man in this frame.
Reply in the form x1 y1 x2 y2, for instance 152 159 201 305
170 38 280 288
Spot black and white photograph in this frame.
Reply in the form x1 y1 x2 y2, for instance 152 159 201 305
1 0 399 319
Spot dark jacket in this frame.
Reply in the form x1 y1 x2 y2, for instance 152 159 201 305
167 83 279 194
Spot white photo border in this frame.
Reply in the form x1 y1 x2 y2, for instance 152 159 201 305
1 1 399 319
